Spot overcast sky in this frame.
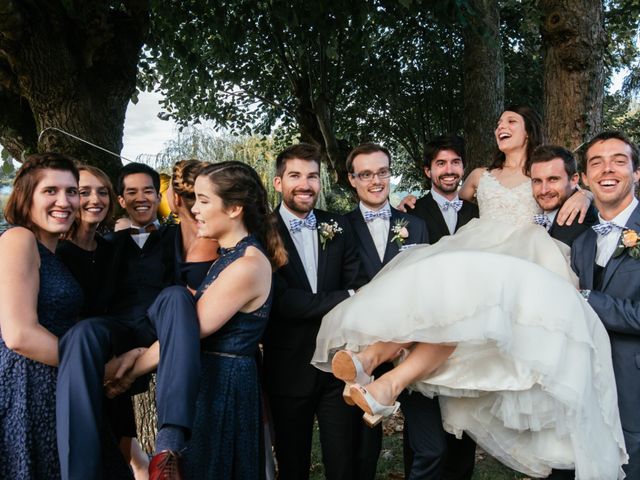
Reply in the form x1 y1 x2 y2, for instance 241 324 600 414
121 91 178 163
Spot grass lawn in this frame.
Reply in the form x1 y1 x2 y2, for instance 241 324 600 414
308 414 530 479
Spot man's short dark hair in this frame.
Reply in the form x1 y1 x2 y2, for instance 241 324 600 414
423 135 465 169
528 145 577 178
581 131 640 172
345 143 391 173
116 162 160 196
275 143 321 177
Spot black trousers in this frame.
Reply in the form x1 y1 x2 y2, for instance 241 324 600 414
56 286 201 480
268 373 360 480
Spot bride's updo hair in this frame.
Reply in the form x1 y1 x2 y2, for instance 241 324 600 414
490 105 544 174
197 161 287 269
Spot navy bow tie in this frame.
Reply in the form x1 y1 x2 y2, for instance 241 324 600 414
592 222 624 236
290 212 317 233
129 224 157 235
533 214 552 230
363 208 392 223
441 199 463 212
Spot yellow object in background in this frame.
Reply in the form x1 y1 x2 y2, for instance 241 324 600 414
158 173 177 222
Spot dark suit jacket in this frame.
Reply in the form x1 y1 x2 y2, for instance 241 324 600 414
571 203 640 432
263 208 367 396
549 204 598 247
409 192 479 243
346 206 428 282
102 225 177 319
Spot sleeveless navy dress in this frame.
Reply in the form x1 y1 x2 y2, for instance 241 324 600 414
184 235 272 479
0 241 83 479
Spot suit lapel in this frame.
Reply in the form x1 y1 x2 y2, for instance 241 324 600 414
383 209 401 264
424 193 449 238
602 205 640 290
582 230 598 289
276 212 312 291
349 209 383 270
315 210 328 290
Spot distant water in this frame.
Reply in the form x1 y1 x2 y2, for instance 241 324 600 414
0 185 11 233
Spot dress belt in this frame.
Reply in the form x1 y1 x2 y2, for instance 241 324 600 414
202 350 250 358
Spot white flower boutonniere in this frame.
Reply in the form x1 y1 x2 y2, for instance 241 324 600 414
613 229 640 259
318 220 343 250
390 218 410 247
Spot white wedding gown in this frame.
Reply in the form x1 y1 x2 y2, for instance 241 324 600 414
312 171 628 479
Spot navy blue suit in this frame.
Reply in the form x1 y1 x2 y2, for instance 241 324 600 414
347 206 429 479
571 203 640 479
56 226 201 480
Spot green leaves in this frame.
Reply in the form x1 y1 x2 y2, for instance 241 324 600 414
1 149 15 176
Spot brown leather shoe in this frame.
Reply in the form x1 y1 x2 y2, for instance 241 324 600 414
148 450 184 480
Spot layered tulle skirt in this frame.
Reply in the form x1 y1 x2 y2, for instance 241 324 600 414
311 219 628 479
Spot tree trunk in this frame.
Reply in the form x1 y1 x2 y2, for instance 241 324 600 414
133 375 157 454
0 1 149 179
540 0 606 148
462 0 504 171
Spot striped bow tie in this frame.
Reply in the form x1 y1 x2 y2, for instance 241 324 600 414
533 214 552 230
442 199 463 212
592 222 624 236
290 212 317 233
363 208 392 223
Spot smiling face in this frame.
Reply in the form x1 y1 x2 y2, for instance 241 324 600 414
348 151 391 210
29 169 79 240
495 111 528 154
117 173 161 226
530 158 578 212
424 149 464 198
192 175 229 239
78 170 110 226
582 138 640 219
273 158 321 217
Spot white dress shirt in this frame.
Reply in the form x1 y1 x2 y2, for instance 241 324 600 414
431 190 459 235
359 201 391 262
595 197 638 267
279 204 318 293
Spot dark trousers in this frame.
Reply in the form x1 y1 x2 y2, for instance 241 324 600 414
401 391 447 480
443 432 476 480
269 373 359 480
624 429 640 480
56 286 201 480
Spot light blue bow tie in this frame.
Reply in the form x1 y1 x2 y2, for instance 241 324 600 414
442 199 463 212
592 222 624 236
290 212 317 233
533 214 552 230
363 208 392 223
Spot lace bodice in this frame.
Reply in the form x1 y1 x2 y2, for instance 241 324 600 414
476 170 541 226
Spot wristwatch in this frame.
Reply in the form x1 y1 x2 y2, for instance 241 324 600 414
580 289 591 302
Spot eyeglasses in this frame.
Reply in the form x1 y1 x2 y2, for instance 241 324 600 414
351 168 392 182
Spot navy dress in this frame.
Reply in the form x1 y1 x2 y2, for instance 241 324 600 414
0 242 83 479
184 235 272 479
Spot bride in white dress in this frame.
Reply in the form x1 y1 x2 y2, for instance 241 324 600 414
311 107 628 479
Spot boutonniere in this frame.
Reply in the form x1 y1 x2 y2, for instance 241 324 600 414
613 229 640 259
318 220 343 250
390 218 410 247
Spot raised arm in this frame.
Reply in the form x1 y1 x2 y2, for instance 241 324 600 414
458 167 485 203
556 188 593 226
0 228 60 366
